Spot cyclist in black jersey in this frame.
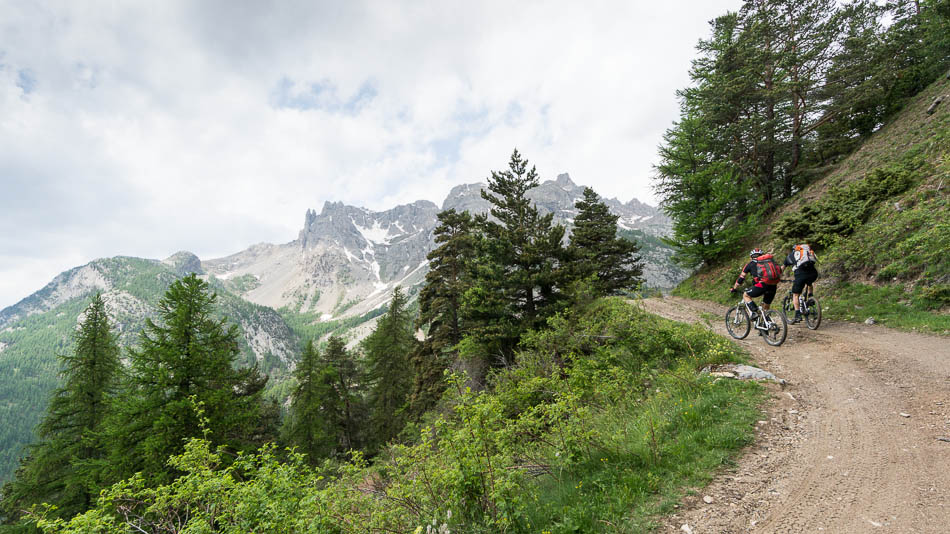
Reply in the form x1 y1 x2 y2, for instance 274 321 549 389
783 245 819 324
730 248 779 317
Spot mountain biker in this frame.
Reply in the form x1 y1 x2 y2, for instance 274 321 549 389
730 248 782 326
784 244 819 324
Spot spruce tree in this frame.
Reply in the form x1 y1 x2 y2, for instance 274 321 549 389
106 274 265 484
654 109 758 266
0 293 121 527
568 187 644 295
363 287 418 450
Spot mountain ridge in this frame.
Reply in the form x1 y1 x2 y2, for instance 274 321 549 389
202 173 678 322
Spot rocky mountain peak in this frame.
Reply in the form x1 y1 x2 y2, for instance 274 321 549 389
553 173 577 188
162 251 203 276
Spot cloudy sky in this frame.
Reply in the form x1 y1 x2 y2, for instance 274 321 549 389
1 0 738 309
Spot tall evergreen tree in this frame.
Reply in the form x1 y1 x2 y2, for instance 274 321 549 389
363 287 418 450
106 275 265 484
411 209 477 415
654 110 758 267
463 149 566 363
322 336 364 452
567 187 644 295
0 294 121 528
281 340 342 463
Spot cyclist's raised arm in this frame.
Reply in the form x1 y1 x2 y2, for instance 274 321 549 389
783 251 795 267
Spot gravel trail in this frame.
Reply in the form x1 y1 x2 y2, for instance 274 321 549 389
641 296 950 534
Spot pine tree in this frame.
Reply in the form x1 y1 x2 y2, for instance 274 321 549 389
281 340 342 463
0 294 121 527
106 274 265 483
363 287 418 450
567 187 644 295
463 149 566 362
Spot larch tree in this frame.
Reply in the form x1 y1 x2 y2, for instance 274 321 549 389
0 294 121 527
106 274 265 484
363 287 418 450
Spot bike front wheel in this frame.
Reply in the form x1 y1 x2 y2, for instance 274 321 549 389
782 294 794 317
805 297 822 330
726 306 751 339
761 310 788 346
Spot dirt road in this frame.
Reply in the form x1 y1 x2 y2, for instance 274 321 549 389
641 296 950 534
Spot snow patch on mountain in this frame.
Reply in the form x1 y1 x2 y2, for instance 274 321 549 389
355 219 395 245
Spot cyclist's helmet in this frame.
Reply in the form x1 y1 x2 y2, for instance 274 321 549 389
749 248 764 259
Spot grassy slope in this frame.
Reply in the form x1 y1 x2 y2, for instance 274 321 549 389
673 76 950 335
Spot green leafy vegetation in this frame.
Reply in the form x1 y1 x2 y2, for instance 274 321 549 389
0 260 299 485
1 294 121 528
819 283 950 334
27 298 765 533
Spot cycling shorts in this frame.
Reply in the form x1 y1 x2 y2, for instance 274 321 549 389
792 270 819 295
745 283 777 304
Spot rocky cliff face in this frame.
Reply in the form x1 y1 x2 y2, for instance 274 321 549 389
203 200 440 320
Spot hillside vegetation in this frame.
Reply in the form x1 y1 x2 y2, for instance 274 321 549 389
0 258 299 484
653 0 949 334
29 298 764 534
674 75 950 334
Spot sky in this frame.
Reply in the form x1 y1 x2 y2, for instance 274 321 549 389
0 0 739 310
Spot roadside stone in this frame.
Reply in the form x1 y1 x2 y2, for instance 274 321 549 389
703 495 715 504
937 437 950 443
865 317 876 325
681 524 694 534
702 364 787 385
899 413 911 418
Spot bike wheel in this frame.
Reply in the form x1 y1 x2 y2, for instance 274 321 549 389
781 294 793 318
761 310 787 346
805 297 822 330
725 306 750 339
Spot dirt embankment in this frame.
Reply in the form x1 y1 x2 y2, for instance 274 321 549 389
641 296 950 534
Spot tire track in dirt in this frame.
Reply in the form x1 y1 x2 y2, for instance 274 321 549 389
640 296 950 534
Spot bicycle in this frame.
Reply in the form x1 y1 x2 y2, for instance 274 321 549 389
780 280 821 330
725 296 787 346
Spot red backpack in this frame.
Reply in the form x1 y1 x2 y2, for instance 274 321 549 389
753 254 783 285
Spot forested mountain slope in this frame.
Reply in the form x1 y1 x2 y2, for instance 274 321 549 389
673 74 950 333
0 255 299 483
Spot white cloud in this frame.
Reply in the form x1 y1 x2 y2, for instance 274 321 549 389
0 0 739 308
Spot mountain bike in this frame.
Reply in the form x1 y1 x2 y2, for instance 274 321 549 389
725 297 787 346
780 280 821 330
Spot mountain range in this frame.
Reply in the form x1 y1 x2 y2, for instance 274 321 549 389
0 173 686 483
